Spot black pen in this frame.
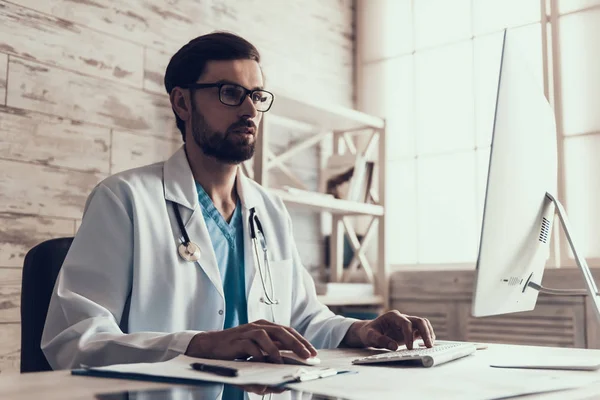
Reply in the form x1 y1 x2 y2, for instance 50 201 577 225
190 362 239 377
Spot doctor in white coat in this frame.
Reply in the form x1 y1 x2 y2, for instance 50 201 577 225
42 31 435 371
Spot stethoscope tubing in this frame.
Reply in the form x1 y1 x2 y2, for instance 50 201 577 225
172 203 278 305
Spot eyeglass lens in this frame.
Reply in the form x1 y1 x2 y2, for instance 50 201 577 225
220 84 273 111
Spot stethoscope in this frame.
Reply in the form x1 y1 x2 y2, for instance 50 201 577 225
172 203 279 306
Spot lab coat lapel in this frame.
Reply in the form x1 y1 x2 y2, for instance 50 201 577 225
163 146 224 300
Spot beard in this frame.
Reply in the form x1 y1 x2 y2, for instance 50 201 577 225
190 106 256 164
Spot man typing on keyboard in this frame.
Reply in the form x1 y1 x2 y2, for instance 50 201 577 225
42 32 436 374
340 310 436 351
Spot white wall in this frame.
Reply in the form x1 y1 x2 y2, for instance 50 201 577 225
559 2 600 260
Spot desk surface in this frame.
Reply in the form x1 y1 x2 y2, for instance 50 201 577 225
2 344 600 400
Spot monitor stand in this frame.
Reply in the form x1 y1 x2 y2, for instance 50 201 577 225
523 192 600 324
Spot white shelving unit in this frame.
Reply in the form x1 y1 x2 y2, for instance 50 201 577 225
269 188 384 216
248 91 389 311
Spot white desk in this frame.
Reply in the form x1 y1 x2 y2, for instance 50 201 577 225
295 344 600 399
2 343 600 399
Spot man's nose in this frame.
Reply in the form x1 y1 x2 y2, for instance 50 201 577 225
239 94 259 119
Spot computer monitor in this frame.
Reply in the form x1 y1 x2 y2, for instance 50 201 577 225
471 30 600 320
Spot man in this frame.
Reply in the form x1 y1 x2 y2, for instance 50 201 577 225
42 31 435 370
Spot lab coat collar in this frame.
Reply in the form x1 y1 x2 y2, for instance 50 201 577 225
163 146 197 210
163 145 259 210
235 167 259 210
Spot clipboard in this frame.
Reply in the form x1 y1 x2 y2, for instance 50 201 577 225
71 355 354 387
72 366 354 387
72 367 215 386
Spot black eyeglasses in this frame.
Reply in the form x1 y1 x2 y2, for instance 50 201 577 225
181 82 274 112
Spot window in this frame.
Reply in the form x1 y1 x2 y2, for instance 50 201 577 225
357 0 600 268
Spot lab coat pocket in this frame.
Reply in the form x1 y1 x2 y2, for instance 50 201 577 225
267 258 293 325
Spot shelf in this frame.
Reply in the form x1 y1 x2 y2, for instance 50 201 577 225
317 294 385 307
269 90 385 131
270 188 384 216
259 88 389 311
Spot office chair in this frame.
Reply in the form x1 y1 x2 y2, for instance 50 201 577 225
20 237 73 373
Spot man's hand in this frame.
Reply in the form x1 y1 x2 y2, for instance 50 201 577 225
237 384 288 395
341 310 435 351
185 319 318 363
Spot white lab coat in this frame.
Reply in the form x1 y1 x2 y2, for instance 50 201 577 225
41 146 357 370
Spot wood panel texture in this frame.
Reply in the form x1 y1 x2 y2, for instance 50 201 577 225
10 0 354 107
11 0 215 53
6 58 179 138
0 269 21 323
111 129 180 174
0 323 20 373
0 106 110 174
391 268 600 349
0 159 104 219
0 1 143 86
0 52 6 105
0 0 355 373
0 213 74 268
143 47 170 95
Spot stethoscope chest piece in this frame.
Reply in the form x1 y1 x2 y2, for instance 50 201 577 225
178 241 201 262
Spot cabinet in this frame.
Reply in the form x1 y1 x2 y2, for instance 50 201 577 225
390 268 600 348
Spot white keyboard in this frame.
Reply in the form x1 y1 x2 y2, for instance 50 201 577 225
352 342 477 368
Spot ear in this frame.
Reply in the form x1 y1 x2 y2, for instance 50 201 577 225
170 87 191 122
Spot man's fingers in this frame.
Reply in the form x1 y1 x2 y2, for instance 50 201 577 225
239 339 265 362
251 319 276 327
239 385 288 395
243 321 315 359
366 328 398 351
239 385 269 395
241 329 283 363
261 326 311 359
256 321 316 357
426 318 436 342
284 327 318 357
409 317 434 348
383 311 414 349
390 314 414 350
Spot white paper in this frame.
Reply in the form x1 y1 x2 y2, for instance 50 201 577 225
491 361 600 371
490 353 600 371
88 355 332 386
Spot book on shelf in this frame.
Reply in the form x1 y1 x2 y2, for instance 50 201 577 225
324 154 374 203
354 161 375 203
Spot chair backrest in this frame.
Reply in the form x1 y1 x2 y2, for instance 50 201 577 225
20 237 73 373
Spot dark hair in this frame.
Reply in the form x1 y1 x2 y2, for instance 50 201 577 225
164 31 261 141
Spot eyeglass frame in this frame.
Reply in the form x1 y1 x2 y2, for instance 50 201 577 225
180 82 275 112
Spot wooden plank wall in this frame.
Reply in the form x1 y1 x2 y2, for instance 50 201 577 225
0 0 355 373
390 268 600 349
